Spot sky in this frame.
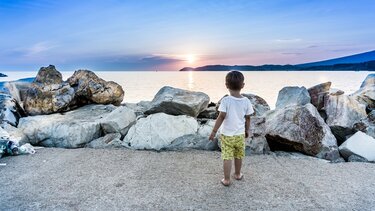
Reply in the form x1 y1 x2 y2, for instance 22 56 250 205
1 0 375 71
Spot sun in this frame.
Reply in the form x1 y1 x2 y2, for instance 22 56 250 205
186 54 196 64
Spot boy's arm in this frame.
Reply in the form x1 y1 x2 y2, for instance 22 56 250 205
245 115 251 138
209 111 226 141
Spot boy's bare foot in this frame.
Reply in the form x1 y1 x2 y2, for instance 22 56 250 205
233 173 243 180
221 179 230 186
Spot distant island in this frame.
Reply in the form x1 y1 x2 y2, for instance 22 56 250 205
0 73 7 77
180 50 375 71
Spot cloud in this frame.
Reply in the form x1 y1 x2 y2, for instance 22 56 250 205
307 45 319 48
141 56 183 64
273 38 302 43
24 41 58 56
281 52 303 55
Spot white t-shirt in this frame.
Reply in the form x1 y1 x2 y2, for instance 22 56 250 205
218 95 254 136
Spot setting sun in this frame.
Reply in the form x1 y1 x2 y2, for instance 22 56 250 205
186 54 196 64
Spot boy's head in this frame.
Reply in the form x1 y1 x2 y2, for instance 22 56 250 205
225 71 244 91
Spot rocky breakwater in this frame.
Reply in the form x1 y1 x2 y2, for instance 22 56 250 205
1 66 374 163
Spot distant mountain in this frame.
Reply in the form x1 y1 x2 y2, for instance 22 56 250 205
180 50 375 71
298 50 375 67
0 73 7 77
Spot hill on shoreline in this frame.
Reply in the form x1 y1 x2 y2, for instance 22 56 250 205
180 50 375 71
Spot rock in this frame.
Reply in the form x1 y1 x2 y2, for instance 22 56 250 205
247 116 269 154
329 88 345 96
124 101 152 117
265 103 340 161
241 93 270 116
360 74 375 88
275 86 311 109
325 94 367 144
351 86 375 113
167 120 219 150
24 83 76 115
348 154 368 163
353 110 375 139
308 82 331 110
67 70 124 106
339 131 375 162
86 133 123 149
144 86 209 117
216 93 270 116
2 78 34 109
34 65 63 85
123 113 199 150
197 106 218 119
17 105 136 148
23 66 124 115
0 93 25 127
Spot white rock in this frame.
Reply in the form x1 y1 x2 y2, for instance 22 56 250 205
339 131 375 162
123 113 199 150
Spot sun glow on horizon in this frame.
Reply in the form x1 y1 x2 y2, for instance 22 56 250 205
186 54 197 64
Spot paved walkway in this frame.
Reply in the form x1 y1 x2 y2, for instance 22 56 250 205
1 148 374 210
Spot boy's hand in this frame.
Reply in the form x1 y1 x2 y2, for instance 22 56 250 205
209 131 216 141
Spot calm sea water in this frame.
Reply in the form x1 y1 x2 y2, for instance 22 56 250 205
1 71 372 109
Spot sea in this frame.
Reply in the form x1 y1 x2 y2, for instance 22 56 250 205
0 71 372 109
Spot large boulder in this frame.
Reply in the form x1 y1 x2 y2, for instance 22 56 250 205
325 94 367 144
265 103 340 161
247 116 269 154
308 82 331 110
17 105 136 148
67 70 124 106
339 131 375 162
144 86 209 117
166 119 219 151
241 93 270 116
275 86 311 109
24 83 76 115
216 93 270 117
34 65 63 85
1 77 34 109
86 133 123 149
23 66 124 115
351 86 375 113
123 113 199 150
0 93 25 127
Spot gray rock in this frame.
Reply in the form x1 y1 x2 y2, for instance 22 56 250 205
265 103 340 161
247 116 269 154
329 88 345 96
360 73 375 88
197 106 218 119
353 110 375 139
144 86 209 117
241 93 270 116
0 93 25 127
308 82 331 110
348 154 368 162
351 86 375 113
123 113 199 150
325 94 367 144
17 105 136 148
275 86 311 109
3 78 33 109
124 101 152 117
339 131 375 162
86 133 123 148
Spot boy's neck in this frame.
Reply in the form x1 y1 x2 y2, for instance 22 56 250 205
228 89 242 98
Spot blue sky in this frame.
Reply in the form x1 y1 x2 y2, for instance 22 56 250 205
1 0 375 71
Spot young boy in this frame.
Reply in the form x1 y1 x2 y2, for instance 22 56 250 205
209 71 254 186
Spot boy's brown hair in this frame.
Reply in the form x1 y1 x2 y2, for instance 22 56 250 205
225 71 244 90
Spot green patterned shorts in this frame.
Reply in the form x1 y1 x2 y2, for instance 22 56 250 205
220 134 245 160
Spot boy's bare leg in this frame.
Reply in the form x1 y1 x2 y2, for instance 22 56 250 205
234 158 243 179
222 160 232 185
